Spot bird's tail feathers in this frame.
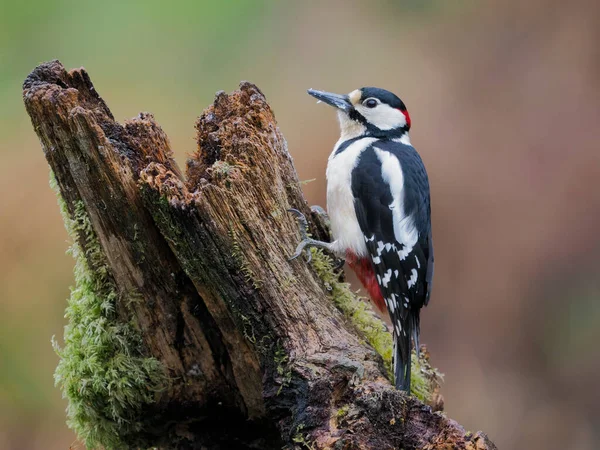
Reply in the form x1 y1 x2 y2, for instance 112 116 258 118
393 325 411 392
410 310 421 358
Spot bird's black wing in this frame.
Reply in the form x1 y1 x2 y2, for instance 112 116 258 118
351 141 432 391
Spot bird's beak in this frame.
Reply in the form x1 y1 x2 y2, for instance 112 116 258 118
307 89 352 112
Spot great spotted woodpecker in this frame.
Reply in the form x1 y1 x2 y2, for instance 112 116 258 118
290 87 433 392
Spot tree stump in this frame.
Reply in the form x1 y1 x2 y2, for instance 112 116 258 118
23 60 496 450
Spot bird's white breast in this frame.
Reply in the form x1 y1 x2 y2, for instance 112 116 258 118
326 137 377 257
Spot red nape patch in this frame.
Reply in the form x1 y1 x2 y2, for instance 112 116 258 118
398 108 411 129
346 251 386 312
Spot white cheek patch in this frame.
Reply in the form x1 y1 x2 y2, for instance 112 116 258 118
355 103 407 130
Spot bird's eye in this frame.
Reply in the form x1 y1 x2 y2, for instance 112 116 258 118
364 98 378 108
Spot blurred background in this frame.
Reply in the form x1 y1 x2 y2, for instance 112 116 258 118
1 0 599 448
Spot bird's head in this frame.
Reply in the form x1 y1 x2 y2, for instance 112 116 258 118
308 87 411 141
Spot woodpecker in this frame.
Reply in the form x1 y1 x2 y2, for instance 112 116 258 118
290 87 433 392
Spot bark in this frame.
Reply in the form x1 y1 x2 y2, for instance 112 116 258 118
23 60 496 450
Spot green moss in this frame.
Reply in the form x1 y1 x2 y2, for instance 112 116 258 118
274 341 292 395
310 249 393 370
309 249 441 403
336 405 349 420
240 314 257 344
50 173 166 449
410 354 434 403
280 274 297 290
292 424 316 450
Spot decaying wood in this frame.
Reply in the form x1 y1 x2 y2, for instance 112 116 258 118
24 60 496 450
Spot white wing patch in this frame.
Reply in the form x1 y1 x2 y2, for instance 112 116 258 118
407 269 418 289
397 247 411 261
381 269 392 287
389 294 398 313
373 148 419 254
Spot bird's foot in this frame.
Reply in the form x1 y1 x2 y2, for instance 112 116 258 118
307 206 344 269
288 208 334 263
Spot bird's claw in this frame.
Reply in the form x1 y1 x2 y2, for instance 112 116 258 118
287 208 309 238
289 240 313 263
288 208 336 264
288 208 313 262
